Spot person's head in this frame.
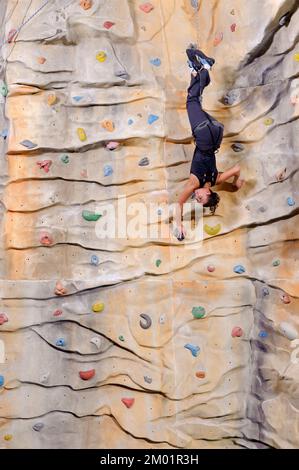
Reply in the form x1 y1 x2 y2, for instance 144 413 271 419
194 188 220 214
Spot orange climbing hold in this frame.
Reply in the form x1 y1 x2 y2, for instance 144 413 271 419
213 32 223 47
79 369 95 380
196 371 206 379
139 2 154 13
80 0 92 9
47 94 57 106
121 398 135 408
55 281 67 296
37 56 46 64
101 120 115 132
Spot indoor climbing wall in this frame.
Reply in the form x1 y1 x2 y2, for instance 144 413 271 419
0 0 298 449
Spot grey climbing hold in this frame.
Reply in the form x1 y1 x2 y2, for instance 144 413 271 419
20 140 37 149
140 313 152 329
279 322 298 341
273 259 280 267
104 165 113 176
262 287 269 296
279 12 291 27
223 90 239 105
138 157 150 167
190 0 199 8
184 343 200 357
90 337 102 349
91 255 99 265
40 373 49 384
144 376 152 384
258 206 267 213
115 70 129 79
33 423 44 432
231 143 244 152
159 314 166 324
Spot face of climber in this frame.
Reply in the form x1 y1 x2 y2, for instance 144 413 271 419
194 187 211 205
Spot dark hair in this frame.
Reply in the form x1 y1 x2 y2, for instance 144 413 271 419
203 190 220 214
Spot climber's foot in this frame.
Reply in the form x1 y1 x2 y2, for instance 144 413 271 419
186 45 215 70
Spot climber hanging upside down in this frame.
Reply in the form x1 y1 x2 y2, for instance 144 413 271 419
174 45 244 241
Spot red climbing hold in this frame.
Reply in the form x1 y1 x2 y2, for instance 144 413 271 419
207 265 215 273
196 371 206 379
232 326 243 338
7 29 17 43
231 23 236 32
280 293 291 304
103 21 115 29
121 398 135 408
40 232 53 246
139 2 154 13
79 369 95 380
53 309 63 317
0 313 8 325
37 160 52 173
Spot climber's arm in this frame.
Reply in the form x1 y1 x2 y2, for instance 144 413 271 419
216 164 240 184
174 176 198 228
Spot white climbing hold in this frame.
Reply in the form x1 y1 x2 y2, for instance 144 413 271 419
90 337 102 349
40 373 49 384
279 322 298 341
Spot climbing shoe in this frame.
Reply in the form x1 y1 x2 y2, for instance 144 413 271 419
186 46 215 71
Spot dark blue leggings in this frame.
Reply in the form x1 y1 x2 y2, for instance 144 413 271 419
186 68 223 153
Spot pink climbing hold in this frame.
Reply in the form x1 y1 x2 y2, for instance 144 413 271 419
79 369 95 380
37 160 52 173
232 326 243 338
213 32 223 47
230 23 237 32
121 398 135 408
0 313 8 325
40 232 53 246
7 29 17 43
106 141 120 150
207 265 215 273
280 293 291 304
103 21 115 29
53 309 63 317
139 2 154 13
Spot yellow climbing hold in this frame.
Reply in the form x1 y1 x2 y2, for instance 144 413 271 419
96 51 107 62
294 53 299 62
4 434 12 441
47 94 57 106
101 120 115 132
92 302 105 313
77 128 87 141
264 117 274 126
204 223 221 236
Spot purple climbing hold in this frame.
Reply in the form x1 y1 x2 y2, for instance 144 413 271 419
104 165 113 176
148 114 159 125
190 0 199 8
139 313 152 329
20 140 37 149
262 287 269 296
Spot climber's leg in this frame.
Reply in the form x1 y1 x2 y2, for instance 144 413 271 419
186 69 211 133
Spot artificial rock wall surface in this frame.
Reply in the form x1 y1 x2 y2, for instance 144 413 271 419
0 0 298 449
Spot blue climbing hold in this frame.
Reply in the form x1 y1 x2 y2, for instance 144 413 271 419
259 330 268 338
148 114 159 125
20 140 37 149
56 338 66 347
73 96 83 102
157 208 162 215
104 165 113 177
234 264 246 274
184 343 200 357
150 58 161 67
128 119 134 125
191 0 199 8
0 375 4 387
287 197 295 206
91 255 99 265
0 128 8 139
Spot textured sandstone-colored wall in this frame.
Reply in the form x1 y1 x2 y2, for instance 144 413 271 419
0 0 299 449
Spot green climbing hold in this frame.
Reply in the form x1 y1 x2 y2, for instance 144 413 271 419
61 154 69 164
192 306 206 319
119 335 125 342
0 83 8 97
272 259 280 267
82 210 102 222
156 259 162 267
